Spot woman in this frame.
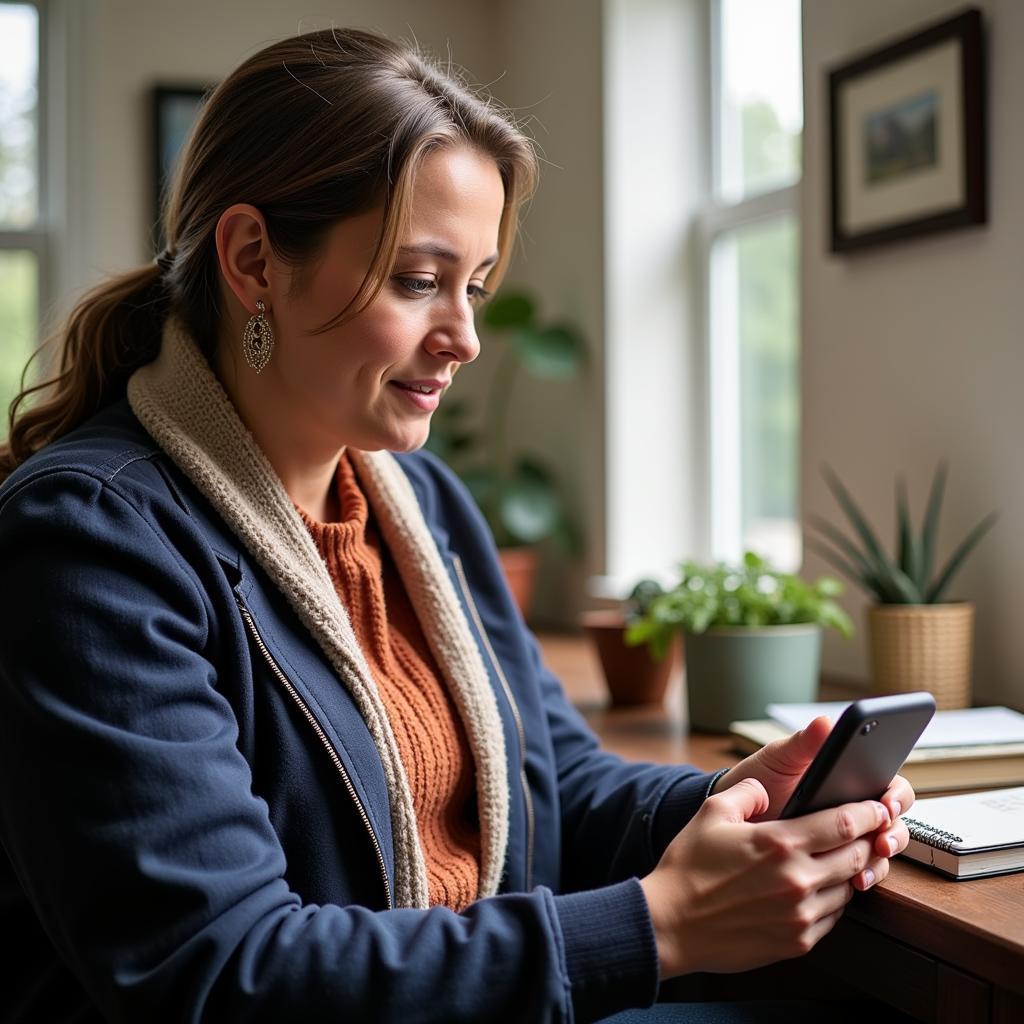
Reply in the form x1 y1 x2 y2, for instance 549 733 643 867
0 28 912 1023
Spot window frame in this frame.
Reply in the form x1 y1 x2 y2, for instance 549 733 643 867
698 0 802 567
0 0 49 366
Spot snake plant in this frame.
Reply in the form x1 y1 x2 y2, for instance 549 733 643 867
808 464 997 605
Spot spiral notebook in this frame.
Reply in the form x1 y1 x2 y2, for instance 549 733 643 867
900 786 1024 880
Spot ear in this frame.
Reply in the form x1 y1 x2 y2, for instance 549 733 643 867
215 204 277 314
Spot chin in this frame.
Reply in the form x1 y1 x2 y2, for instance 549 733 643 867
362 425 431 454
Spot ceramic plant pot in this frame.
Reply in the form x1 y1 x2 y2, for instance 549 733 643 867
683 624 822 732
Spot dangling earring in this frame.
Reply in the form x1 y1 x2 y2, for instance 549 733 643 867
242 299 274 373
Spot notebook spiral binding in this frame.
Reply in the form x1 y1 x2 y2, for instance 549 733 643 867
904 816 964 852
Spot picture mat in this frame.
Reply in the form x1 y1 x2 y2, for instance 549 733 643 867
841 39 963 234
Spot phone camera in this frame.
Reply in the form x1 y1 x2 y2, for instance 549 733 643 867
860 720 879 735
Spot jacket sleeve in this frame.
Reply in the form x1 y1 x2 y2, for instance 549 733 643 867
0 468 660 1024
531 634 728 891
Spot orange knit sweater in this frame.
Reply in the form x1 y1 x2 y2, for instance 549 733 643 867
297 453 481 911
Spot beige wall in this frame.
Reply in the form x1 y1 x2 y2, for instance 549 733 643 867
800 0 1024 707
455 0 606 625
59 0 492 296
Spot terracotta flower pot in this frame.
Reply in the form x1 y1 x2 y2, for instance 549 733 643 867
581 610 679 708
498 547 539 617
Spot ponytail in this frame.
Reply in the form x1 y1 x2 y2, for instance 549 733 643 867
0 264 170 482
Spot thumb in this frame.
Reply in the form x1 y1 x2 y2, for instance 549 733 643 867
761 715 833 773
706 776 770 823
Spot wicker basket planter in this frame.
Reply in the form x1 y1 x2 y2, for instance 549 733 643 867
867 603 974 710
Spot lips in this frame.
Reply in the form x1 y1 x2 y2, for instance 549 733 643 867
389 378 449 412
390 379 450 394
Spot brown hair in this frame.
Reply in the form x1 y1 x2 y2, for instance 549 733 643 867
1 28 537 480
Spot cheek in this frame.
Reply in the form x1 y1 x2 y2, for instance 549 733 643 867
346 305 422 366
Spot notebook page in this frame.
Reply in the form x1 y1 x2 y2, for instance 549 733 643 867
766 703 1024 748
902 787 1024 851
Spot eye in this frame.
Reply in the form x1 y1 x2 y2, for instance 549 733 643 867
468 284 492 305
395 276 436 296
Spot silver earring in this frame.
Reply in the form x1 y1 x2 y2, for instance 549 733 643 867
242 299 274 373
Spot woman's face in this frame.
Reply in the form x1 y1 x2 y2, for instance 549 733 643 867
246 145 505 456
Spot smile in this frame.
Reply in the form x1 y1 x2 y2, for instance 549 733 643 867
389 380 447 412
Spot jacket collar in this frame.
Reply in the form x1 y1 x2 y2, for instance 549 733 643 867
127 317 508 907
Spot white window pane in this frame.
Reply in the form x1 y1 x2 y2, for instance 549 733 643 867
710 215 799 571
0 2 39 228
718 0 802 201
0 249 38 439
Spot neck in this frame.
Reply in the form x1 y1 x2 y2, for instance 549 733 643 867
214 345 343 522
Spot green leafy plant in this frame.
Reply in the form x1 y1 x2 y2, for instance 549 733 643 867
809 464 997 605
425 291 586 550
624 552 853 661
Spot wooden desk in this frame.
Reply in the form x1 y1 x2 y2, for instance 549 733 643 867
538 632 1024 1024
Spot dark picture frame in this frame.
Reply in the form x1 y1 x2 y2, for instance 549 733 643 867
151 85 213 252
829 8 986 253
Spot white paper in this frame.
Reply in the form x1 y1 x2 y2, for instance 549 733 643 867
765 703 1024 749
901 786 1024 850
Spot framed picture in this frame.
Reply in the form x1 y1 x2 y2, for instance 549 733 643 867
829 8 985 253
151 85 213 251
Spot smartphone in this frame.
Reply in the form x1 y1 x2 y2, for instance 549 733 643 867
778 692 936 819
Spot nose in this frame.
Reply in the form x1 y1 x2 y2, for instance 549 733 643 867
426 301 480 366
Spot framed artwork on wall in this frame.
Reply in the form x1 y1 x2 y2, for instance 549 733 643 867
829 7 985 253
151 85 213 252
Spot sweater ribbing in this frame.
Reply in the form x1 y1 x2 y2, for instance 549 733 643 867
298 454 480 911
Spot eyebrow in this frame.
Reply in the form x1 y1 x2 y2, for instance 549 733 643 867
398 243 500 269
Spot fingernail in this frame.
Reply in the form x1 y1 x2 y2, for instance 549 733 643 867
892 801 902 819
889 835 899 855
874 802 888 824
863 869 875 887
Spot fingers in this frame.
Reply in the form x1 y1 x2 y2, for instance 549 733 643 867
873 816 910 859
795 906 845 957
786 799 890 854
777 881 853 960
760 715 833 774
704 776 770 823
880 773 915 825
852 855 890 892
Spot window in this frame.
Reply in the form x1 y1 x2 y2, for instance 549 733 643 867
705 0 802 571
0 1 43 438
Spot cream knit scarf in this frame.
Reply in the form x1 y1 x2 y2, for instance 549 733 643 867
126 317 509 909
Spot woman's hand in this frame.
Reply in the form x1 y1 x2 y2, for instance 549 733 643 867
639 778 901 979
710 715 914 867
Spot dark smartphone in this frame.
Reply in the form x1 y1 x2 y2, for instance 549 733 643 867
778 692 936 819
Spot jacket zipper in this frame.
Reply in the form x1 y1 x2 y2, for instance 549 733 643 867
234 594 393 910
451 555 535 890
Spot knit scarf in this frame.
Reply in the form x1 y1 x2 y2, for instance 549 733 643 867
126 317 509 909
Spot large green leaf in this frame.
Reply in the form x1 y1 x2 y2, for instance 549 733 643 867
514 324 585 379
919 462 947 592
483 292 535 329
822 466 888 566
498 471 561 544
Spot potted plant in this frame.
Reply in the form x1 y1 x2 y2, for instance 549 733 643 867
625 553 853 732
582 579 681 708
808 464 997 709
425 291 586 614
